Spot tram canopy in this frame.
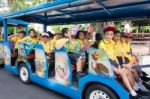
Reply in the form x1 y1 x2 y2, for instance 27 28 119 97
1 0 150 25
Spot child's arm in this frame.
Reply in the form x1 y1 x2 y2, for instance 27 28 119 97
55 38 69 50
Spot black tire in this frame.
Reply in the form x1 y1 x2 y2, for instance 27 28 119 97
18 63 30 84
85 84 118 99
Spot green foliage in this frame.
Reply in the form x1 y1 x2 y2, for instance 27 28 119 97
50 25 72 33
10 0 45 12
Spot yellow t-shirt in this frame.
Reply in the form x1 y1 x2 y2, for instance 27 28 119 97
40 41 53 53
50 39 58 51
19 36 37 43
121 42 134 62
77 39 84 47
0 36 3 41
114 41 125 56
15 37 22 49
78 39 90 46
11 36 18 42
98 39 116 61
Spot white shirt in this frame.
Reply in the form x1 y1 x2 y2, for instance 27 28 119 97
124 23 130 34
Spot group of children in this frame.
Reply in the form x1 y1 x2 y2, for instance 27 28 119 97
97 26 149 97
5 26 150 97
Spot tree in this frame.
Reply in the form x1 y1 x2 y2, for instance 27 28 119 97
10 0 46 12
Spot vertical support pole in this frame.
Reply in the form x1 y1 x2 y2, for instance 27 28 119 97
14 26 17 34
43 24 47 32
3 19 8 42
25 25 28 36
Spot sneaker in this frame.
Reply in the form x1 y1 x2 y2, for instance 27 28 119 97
136 90 150 96
133 85 140 91
130 90 137 96
138 83 149 92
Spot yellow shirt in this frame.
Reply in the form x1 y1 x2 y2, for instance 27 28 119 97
114 41 125 56
15 37 22 49
77 39 84 47
40 41 53 53
98 39 116 60
11 36 18 42
0 36 3 41
50 39 58 51
77 39 90 47
19 36 37 43
121 42 134 62
126 42 131 54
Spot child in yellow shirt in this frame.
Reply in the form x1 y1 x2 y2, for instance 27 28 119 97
14 31 26 56
40 33 54 61
76 30 90 51
50 33 62 51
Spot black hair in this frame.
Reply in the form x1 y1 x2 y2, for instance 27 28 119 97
62 28 69 37
20 31 26 35
29 29 36 34
114 30 121 35
95 33 103 41
92 33 103 48
121 32 128 38
75 30 84 39
47 31 54 38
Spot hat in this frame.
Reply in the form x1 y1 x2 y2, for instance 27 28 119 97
103 26 116 33
41 33 49 37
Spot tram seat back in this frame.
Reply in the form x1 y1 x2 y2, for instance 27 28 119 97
55 47 72 85
34 44 47 78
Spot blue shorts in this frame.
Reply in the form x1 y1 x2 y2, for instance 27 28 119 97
68 52 85 65
109 59 119 68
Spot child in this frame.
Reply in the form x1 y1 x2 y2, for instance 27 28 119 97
40 33 54 61
76 30 90 51
14 31 26 56
50 33 62 52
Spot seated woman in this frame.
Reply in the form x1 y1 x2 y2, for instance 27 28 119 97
76 30 91 51
55 28 86 78
39 33 54 61
98 26 139 97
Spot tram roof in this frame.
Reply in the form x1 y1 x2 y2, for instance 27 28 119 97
1 0 150 25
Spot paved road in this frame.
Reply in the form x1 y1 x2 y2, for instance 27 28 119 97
0 68 69 99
